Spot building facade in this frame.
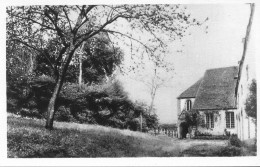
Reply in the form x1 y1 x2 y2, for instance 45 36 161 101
177 4 256 141
177 66 239 138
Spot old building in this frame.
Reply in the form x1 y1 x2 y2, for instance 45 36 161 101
177 4 256 141
177 66 239 138
235 7 256 140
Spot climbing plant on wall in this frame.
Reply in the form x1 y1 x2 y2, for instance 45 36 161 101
184 110 206 128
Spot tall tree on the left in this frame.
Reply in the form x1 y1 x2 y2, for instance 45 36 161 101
7 5 203 129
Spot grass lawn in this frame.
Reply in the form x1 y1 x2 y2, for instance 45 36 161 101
8 114 255 158
7 115 182 157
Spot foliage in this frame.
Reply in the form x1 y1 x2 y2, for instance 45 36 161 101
194 131 212 137
215 146 241 156
229 134 242 147
245 79 257 122
20 108 42 119
80 34 124 84
193 135 229 140
160 123 177 130
34 34 124 84
144 113 159 130
6 5 205 129
54 106 75 122
241 138 257 155
184 110 205 127
9 79 159 131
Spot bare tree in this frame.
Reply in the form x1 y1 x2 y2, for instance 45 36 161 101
137 53 174 115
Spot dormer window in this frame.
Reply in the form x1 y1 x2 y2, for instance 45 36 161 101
186 100 192 111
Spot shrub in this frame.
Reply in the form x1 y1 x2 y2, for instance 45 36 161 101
54 106 74 122
229 134 242 147
194 131 212 136
127 118 141 131
193 135 229 140
7 98 19 113
7 77 158 132
19 108 42 119
216 146 241 156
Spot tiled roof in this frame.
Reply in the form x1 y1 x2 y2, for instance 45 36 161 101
177 79 202 99
192 66 238 110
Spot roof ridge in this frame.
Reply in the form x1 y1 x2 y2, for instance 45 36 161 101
177 78 203 99
205 66 238 72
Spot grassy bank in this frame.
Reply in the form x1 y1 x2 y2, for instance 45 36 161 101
8 114 254 158
7 115 180 157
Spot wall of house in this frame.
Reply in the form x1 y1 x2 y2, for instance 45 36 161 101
197 109 237 135
178 98 196 114
236 9 256 140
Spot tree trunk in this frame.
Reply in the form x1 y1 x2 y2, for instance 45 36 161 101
149 96 154 114
45 44 76 130
149 91 156 115
140 112 143 132
78 53 83 86
78 41 85 87
28 53 34 74
45 76 63 129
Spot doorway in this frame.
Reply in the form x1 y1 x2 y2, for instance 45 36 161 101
180 122 189 139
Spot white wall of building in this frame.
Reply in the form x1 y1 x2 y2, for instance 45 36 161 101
236 6 256 140
197 110 237 135
177 98 196 115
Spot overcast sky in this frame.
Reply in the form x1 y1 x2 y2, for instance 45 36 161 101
119 4 255 124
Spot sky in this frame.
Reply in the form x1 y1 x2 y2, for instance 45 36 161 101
118 4 255 124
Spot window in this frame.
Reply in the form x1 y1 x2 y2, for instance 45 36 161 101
206 113 214 128
226 112 235 128
186 100 192 111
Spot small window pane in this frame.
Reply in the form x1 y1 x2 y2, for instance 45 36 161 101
206 114 210 128
226 112 235 128
231 112 235 128
210 113 214 128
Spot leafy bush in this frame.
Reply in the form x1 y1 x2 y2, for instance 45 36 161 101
216 146 241 156
54 106 75 122
127 118 141 131
7 98 19 113
193 135 229 140
194 131 212 136
7 76 159 131
229 134 242 147
160 124 177 130
20 108 42 119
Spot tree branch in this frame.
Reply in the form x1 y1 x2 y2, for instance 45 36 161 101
10 38 55 71
44 6 67 46
63 6 72 31
101 29 154 53
11 13 55 31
